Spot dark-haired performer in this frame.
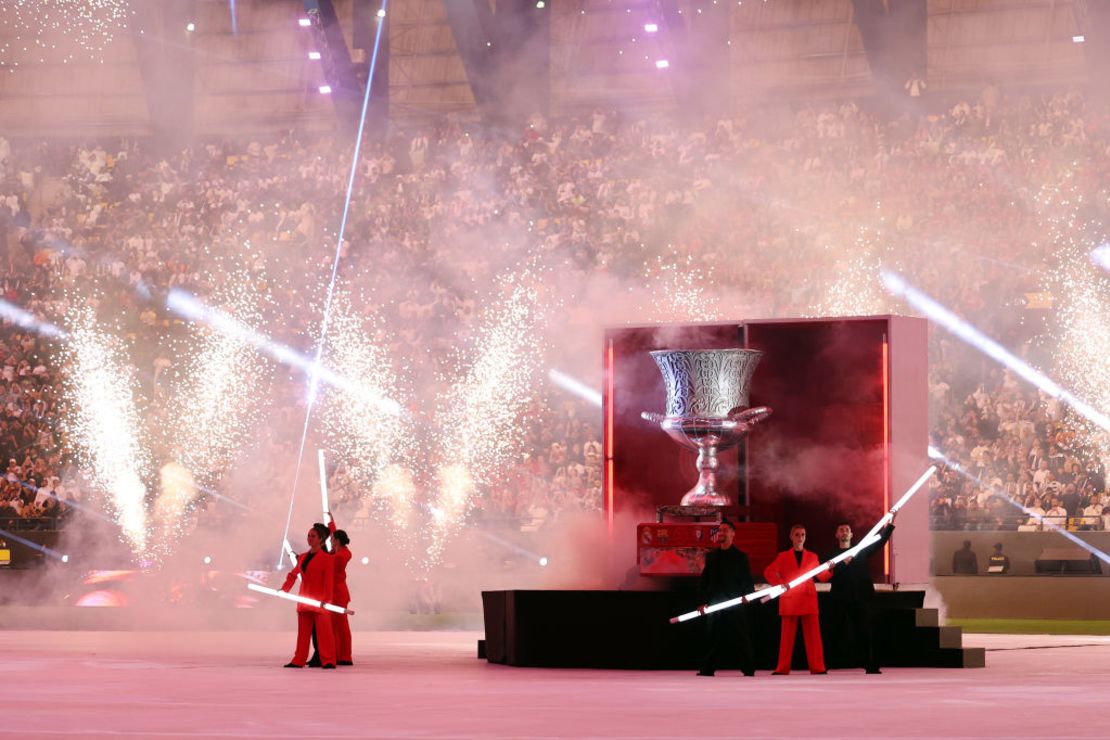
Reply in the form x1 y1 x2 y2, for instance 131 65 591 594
822 517 895 674
764 524 830 675
281 523 337 669
327 513 353 665
696 520 756 677
308 514 354 666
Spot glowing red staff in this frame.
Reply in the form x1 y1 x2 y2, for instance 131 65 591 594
247 583 355 615
669 466 936 624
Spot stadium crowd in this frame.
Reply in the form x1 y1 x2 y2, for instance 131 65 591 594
0 85 1108 536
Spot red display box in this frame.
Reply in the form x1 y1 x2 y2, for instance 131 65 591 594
604 316 929 585
636 522 779 576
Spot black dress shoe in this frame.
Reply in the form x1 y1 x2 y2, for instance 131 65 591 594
696 670 714 677
771 671 788 675
307 658 322 668
811 671 828 675
322 664 337 670
337 660 354 666
283 662 303 668
742 671 756 677
866 668 882 674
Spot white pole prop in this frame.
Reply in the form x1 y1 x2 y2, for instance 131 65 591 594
247 582 354 615
669 466 936 624
318 449 329 519
317 449 331 551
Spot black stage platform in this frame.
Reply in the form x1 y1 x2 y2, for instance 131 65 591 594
481 589 984 670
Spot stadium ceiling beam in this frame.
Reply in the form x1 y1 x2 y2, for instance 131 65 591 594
850 0 927 109
131 0 198 145
656 0 730 115
1078 1 1110 104
304 0 370 132
441 0 550 124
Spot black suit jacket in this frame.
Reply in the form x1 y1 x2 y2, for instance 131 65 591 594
822 524 895 603
700 545 755 602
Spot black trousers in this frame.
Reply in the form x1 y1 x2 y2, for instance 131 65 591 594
700 606 755 674
824 600 878 671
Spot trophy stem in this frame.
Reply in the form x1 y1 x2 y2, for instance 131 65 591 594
680 444 730 507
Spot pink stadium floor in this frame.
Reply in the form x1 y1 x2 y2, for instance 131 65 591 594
4 629 1109 738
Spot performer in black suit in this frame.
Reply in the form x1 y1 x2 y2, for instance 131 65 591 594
696 519 756 677
821 517 895 674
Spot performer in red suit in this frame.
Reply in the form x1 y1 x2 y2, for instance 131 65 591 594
327 512 353 666
763 524 831 675
281 522 337 669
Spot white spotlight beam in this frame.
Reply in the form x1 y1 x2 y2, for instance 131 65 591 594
548 369 602 407
670 466 936 624
881 270 1110 432
166 290 401 416
929 448 1110 568
0 299 67 340
246 583 354 615
1092 244 1110 272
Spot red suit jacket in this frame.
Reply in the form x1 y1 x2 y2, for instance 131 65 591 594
328 521 352 606
281 549 335 614
764 549 830 616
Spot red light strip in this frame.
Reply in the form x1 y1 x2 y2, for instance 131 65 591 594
605 339 615 536
882 333 891 578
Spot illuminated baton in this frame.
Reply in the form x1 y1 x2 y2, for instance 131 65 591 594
247 583 354 615
318 449 329 519
669 465 937 624
283 539 297 567
669 537 875 624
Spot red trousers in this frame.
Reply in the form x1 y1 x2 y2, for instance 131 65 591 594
292 611 335 667
331 612 352 663
775 614 826 674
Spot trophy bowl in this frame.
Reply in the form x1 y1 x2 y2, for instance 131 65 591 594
641 349 771 507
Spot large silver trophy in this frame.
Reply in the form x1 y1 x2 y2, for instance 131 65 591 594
641 349 772 507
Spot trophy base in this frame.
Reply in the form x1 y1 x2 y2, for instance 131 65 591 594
679 491 730 508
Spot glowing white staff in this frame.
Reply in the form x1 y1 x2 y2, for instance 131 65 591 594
318 449 329 520
247 583 355 615
282 539 297 567
670 466 937 624
318 449 332 552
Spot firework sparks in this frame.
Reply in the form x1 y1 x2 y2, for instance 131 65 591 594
642 251 720 322
372 463 417 530
163 274 275 489
426 269 548 567
806 227 891 317
155 462 196 555
60 304 150 554
1037 179 1110 459
0 0 133 70
317 287 410 514
425 464 474 568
